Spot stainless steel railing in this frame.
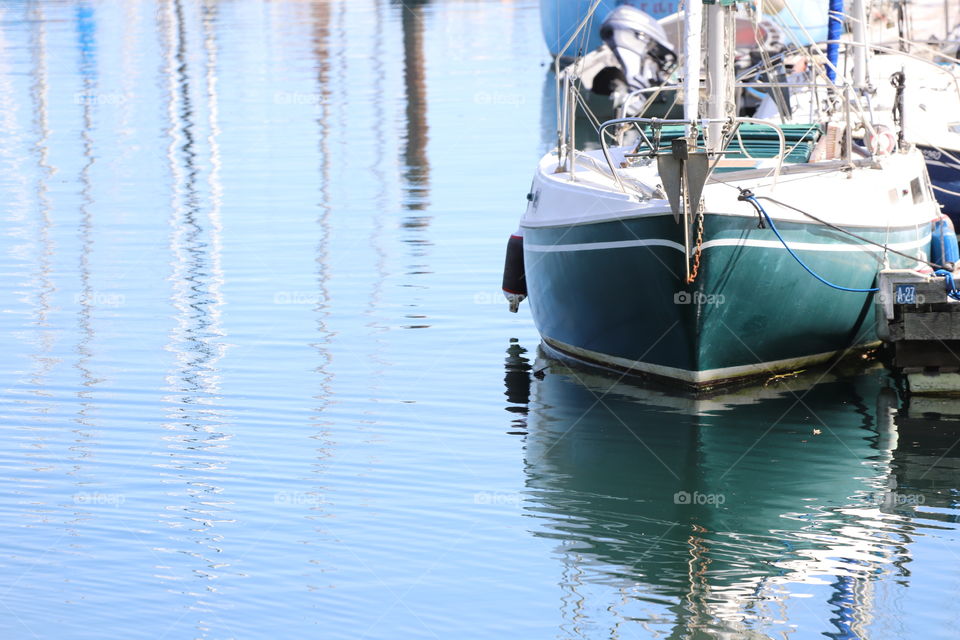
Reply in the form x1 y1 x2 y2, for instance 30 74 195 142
595 116 788 194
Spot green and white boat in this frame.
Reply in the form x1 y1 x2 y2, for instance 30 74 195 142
505 0 941 389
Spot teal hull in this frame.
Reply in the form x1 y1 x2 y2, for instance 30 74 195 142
524 213 927 387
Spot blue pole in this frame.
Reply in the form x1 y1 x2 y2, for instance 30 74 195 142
826 0 843 82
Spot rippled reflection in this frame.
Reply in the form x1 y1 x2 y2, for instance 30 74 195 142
504 339 532 435
516 352 959 638
0 1 956 638
398 0 430 221
158 0 233 616
27 4 57 395
889 396 960 522
74 3 99 419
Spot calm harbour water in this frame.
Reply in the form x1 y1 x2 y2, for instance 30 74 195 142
0 1 959 638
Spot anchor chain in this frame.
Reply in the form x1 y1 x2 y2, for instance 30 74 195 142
686 206 705 284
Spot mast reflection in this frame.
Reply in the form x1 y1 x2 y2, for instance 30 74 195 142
397 0 431 226
158 0 232 617
74 3 99 422
26 2 56 391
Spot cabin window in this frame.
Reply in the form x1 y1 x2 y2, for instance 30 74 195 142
910 177 923 204
921 166 936 202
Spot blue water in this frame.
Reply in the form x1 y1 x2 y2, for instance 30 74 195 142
0 1 959 638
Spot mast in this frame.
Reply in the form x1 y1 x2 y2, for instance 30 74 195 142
850 0 868 92
683 0 703 137
704 1 738 151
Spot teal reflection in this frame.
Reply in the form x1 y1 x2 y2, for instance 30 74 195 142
514 350 956 638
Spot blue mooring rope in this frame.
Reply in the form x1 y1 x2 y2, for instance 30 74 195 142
738 191 879 293
934 270 960 301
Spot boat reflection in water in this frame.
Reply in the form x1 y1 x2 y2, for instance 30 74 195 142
506 345 960 638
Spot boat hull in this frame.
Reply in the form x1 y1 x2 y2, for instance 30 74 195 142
523 202 930 388
921 144 960 221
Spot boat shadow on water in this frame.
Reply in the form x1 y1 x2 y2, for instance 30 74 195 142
503 340 960 638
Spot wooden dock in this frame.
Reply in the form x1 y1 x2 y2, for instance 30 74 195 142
877 269 960 395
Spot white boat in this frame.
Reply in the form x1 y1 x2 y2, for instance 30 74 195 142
567 1 960 225
867 49 960 221
733 2 960 222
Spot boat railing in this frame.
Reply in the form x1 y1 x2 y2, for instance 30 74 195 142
618 80 837 124
616 85 680 121
553 0 604 158
596 116 790 194
786 38 960 105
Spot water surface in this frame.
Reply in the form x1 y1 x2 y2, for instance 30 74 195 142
0 1 958 638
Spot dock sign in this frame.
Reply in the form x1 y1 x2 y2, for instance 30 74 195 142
895 284 918 305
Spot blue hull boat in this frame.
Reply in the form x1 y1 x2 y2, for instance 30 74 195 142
921 144 960 223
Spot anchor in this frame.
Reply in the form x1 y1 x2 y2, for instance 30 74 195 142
657 137 709 281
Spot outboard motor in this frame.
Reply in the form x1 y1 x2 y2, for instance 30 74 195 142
597 6 676 95
502 228 527 313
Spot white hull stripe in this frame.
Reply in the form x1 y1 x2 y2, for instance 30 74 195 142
543 336 879 385
927 159 960 171
526 235 931 254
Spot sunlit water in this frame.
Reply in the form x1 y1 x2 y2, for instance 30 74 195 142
0 1 958 638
